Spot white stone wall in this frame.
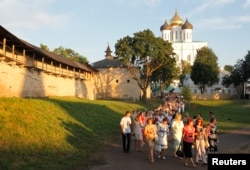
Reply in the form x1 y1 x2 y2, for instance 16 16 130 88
0 61 95 99
172 41 208 66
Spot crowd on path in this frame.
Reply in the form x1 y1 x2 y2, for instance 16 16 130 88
120 94 219 168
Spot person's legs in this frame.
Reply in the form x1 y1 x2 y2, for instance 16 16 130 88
173 137 181 157
122 133 126 152
147 140 155 162
183 141 196 167
126 133 131 152
200 140 207 164
161 148 167 159
195 140 199 163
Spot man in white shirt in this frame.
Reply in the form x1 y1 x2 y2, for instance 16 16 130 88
120 111 132 153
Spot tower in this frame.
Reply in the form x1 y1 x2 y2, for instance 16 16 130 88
160 10 207 66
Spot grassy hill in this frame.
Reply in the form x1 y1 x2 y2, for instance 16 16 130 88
0 97 249 170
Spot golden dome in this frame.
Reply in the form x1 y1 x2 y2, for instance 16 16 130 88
182 18 193 29
160 20 171 31
169 10 183 26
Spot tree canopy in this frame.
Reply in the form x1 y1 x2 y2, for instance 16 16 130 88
224 65 233 73
40 44 88 64
115 29 175 100
191 47 219 94
222 51 250 98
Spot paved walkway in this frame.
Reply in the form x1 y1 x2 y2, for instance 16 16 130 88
90 126 250 170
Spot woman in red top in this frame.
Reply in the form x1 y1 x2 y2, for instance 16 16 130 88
182 118 196 167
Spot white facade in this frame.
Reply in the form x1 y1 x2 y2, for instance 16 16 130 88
160 11 238 97
160 10 208 66
183 69 237 96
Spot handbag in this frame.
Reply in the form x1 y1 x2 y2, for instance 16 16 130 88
175 144 184 158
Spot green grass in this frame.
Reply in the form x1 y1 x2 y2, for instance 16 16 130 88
0 97 249 169
185 99 250 133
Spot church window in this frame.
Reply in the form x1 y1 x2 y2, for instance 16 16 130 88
116 80 119 83
127 80 130 83
180 31 182 40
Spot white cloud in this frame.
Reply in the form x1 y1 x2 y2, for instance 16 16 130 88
213 0 235 6
196 14 250 30
243 0 250 7
187 0 235 16
0 0 69 30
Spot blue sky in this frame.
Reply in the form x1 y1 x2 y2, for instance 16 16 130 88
0 0 249 67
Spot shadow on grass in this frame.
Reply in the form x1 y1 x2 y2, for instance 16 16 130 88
46 98 139 169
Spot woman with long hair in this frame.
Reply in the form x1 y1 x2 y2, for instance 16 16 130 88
206 118 218 153
194 118 207 165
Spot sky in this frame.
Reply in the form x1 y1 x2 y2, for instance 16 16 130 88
0 0 250 67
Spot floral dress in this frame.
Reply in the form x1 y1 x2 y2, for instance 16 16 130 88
157 123 169 149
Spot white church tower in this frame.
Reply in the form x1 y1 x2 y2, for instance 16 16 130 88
160 10 208 66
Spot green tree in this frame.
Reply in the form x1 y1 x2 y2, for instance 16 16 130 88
53 46 88 64
181 86 192 109
191 47 219 94
222 51 250 98
151 56 178 97
40 43 50 51
224 65 233 73
115 29 175 100
40 44 88 64
179 60 192 86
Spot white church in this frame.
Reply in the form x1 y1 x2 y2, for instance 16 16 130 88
158 10 237 98
160 10 207 66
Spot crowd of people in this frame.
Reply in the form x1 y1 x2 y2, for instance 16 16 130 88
120 94 219 168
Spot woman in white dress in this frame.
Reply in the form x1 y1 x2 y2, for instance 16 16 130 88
171 113 184 158
157 117 169 159
133 115 143 152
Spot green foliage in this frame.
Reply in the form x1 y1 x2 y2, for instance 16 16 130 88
39 44 89 64
181 86 192 102
224 65 233 73
222 51 250 98
40 43 50 51
191 47 219 93
179 60 192 85
53 46 88 64
115 29 175 99
151 57 178 90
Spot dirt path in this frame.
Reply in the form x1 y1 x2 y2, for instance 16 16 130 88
90 126 250 170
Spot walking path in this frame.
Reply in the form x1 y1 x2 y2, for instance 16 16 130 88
90 126 250 170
